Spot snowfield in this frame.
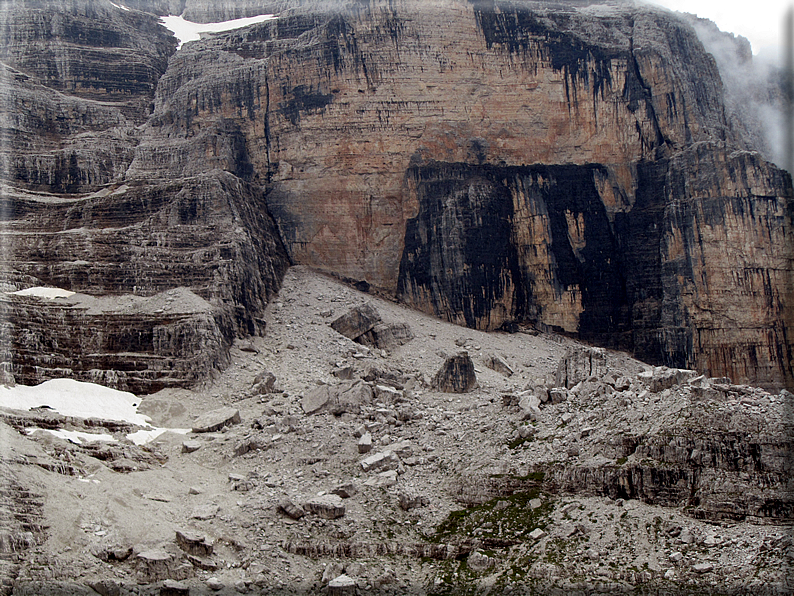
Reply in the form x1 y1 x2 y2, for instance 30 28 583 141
160 14 277 49
0 378 149 425
0 378 190 444
8 287 75 299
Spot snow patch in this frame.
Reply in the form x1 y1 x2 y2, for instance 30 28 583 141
160 14 276 49
0 378 150 426
9 287 75 299
108 1 130 10
127 427 190 446
27 428 117 445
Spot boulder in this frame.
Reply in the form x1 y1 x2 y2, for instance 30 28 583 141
181 440 202 454
485 355 514 377
554 347 608 389
175 530 213 557
252 371 276 394
330 304 381 340
357 322 413 350
360 451 399 473
331 482 358 499
432 352 477 393
467 551 495 572
518 391 541 421
160 580 189 596
548 388 568 404
302 381 373 415
357 433 373 454
88 580 121 596
304 495 345 519
639 367 699 393
135 550 179 583
191 407 241 433
190 504 220 520
278 499 306 520
327 574 357 596
398 489 429 511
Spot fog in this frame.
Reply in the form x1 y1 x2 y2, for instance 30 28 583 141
688 15 786 168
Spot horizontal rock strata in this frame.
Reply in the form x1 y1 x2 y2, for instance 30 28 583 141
1 0 791 391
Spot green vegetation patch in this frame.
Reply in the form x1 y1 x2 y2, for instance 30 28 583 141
431 489 553 544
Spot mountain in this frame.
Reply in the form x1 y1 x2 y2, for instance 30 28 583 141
0 0 791 393
0 3 792 593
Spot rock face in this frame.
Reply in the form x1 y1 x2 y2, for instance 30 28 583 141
0 0 290 392
1 0 792 390
432 352 477 393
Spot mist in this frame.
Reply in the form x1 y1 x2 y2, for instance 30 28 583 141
686 14 786 168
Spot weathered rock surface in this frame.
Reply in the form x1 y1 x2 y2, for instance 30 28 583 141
432 352 477 393
2 0 791 392
114 0 792 388
0 0 289 393
330 304 381 340
301 381 373 415
303 495 345 520
191 407 241 433
3 268 791 595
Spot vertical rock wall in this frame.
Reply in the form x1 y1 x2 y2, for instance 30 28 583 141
1 0 792 389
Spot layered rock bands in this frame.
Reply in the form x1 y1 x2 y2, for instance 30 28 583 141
1 0 792 390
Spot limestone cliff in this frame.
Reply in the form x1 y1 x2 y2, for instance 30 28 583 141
1 0 792 390
130 0 790 387
0 0 290 392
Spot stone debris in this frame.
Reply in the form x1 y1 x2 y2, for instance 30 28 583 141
191 407 241 433
330 304 381 340
485 355 514 377
357 432 373 453
554 346 607 388
4 267 790 595
327 574 357 595
278 499 306 520
160 579 189 596
432 351 477 393
175 529 213 557
303 495 345 519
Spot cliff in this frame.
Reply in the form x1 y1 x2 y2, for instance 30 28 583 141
1 0 792 390
0 0 290 393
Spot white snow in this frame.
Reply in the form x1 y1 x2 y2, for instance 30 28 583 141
27 428 117 445
108 1 130 11
0 378 150 426
127 427 190 446
9 287 75 299
160 14 276 49
1 379 195 446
